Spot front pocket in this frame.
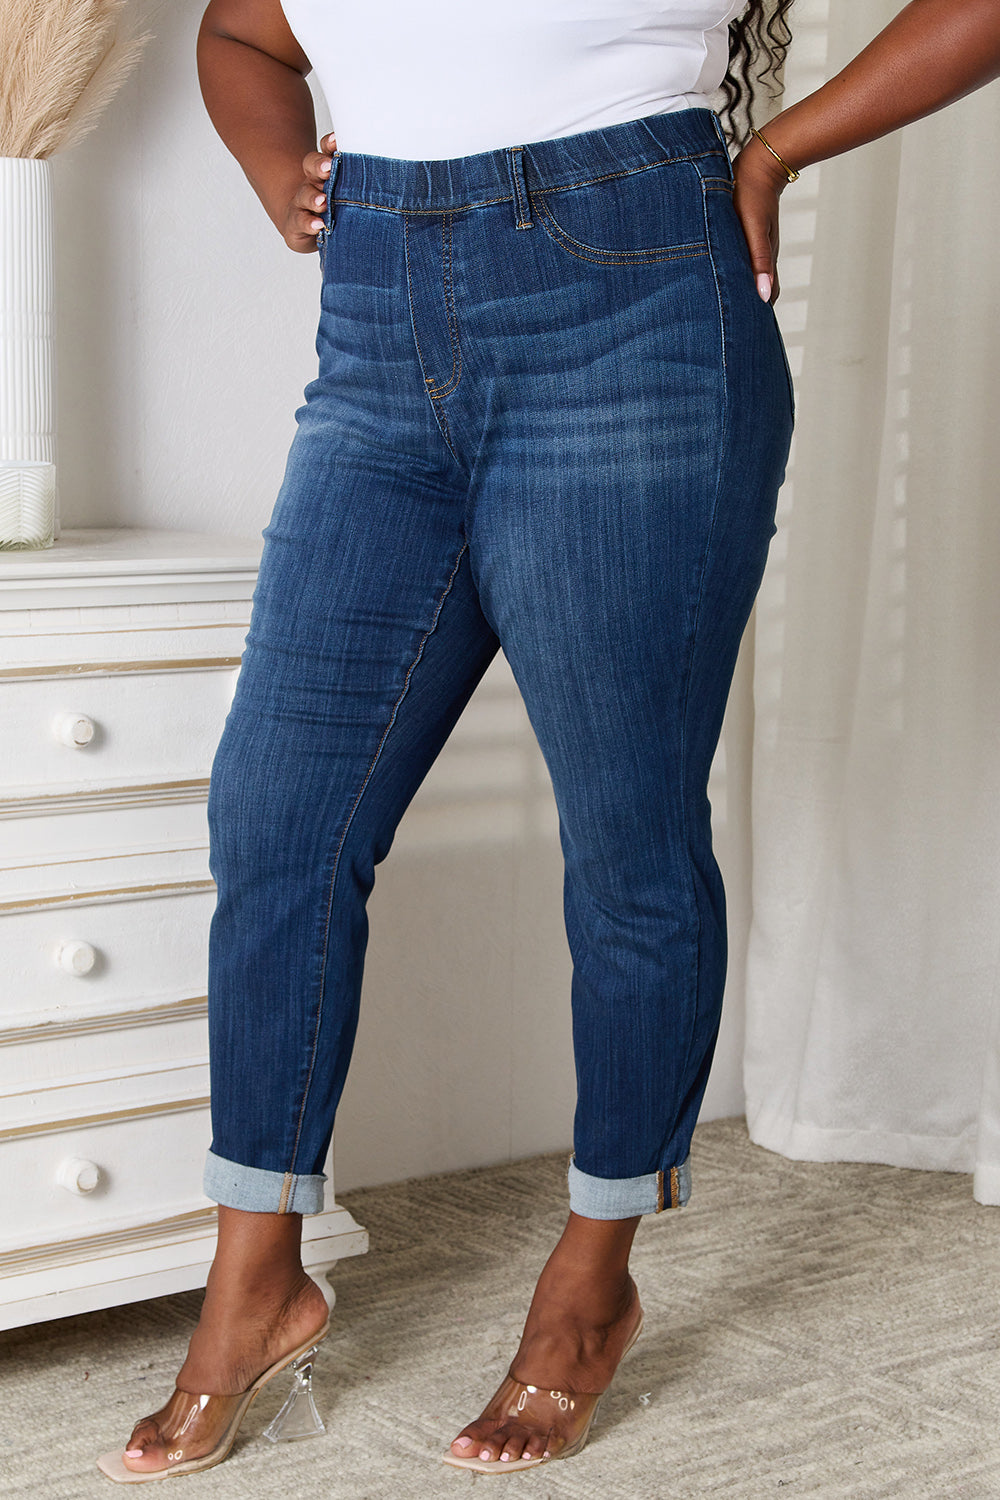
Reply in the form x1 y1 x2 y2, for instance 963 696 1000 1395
534 158 713 266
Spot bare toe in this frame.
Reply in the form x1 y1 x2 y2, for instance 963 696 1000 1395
521 1429 550 1462
449 1427 479 1457
120 1417 170 1473
497 1427 532 1464
472 1424 502 1463
450 1418 504 1463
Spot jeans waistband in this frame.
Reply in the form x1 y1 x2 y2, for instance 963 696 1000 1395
329 108 729 216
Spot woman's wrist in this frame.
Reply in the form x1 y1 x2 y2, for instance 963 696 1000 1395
247 151 320 233
747 125 800 183
735 128 797 194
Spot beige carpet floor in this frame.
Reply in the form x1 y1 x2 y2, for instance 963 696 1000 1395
2 1117 999 1499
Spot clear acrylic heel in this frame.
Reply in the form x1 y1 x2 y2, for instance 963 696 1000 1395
263 1347 326 1443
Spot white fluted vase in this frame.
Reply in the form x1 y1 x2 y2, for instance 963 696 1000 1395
1 157 56 550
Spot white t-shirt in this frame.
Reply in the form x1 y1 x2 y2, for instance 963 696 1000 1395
279 1 745 159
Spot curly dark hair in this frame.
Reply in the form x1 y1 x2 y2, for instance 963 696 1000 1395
720 0 796 147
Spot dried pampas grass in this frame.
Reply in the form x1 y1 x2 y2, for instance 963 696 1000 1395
0 0 149 159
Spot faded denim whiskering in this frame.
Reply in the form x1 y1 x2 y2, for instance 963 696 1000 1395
203 108 793 1221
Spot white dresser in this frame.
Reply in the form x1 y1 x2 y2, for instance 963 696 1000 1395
0 529 366 1332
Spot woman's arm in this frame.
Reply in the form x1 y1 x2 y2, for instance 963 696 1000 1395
197 0 335 252
734 0 1000 301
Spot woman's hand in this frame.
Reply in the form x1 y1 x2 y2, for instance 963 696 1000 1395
279 131 337 252
729 0 1000 305
732 137 792 305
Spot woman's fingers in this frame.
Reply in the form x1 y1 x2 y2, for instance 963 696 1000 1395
734 187 778 300
302 134 337 183
301 149 332 188
281 196 326 252
293 180 328 214
283 135 338 252
732 151 784 304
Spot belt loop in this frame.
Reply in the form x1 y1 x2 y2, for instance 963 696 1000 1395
326 150 342 231
506 146 533 230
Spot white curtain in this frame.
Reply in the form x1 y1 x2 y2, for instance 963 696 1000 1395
730 0 1000 1202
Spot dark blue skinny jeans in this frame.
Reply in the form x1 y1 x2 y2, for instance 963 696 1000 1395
204 108 793 1220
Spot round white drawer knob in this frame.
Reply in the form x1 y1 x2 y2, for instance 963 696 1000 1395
56 940 97 976
57 1157 102 1195
52 712 96 748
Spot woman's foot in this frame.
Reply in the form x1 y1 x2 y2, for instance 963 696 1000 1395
448 1211 642 1467
119 1208 329 1475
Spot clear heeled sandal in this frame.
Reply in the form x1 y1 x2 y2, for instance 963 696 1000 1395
442 1306 644 1474
96 1322 330 1484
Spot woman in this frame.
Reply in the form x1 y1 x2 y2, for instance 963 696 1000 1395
98 0 1000 1482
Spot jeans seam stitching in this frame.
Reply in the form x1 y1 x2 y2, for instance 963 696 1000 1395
285 541 471 1180
327 151 723 216
405 213 463 423
535 195 707 264
335 195 513 214
403 212 436 391
534 196 708 266
510 146 533 228
532 150 722 197
670 169 729 1118
435 404 460 463
429 211 462 399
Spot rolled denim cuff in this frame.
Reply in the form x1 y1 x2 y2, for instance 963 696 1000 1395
567 1155 691 1219
203 1150 327 1215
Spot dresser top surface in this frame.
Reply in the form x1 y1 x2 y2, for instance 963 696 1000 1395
0 529 263 583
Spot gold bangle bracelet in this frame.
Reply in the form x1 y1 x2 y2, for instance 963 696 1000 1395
749 126 801 183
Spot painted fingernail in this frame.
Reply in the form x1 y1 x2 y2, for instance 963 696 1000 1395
757 273 773 302
310 219 324 230
320 160 331 174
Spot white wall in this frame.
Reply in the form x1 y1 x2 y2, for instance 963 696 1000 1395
49 0 746 1195
52 0 321 537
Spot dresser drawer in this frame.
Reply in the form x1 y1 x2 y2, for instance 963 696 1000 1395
0 663 239 792
0 1095 214 1253
0 1001 209 1106
0 531 362 1335
0 887 215 1025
